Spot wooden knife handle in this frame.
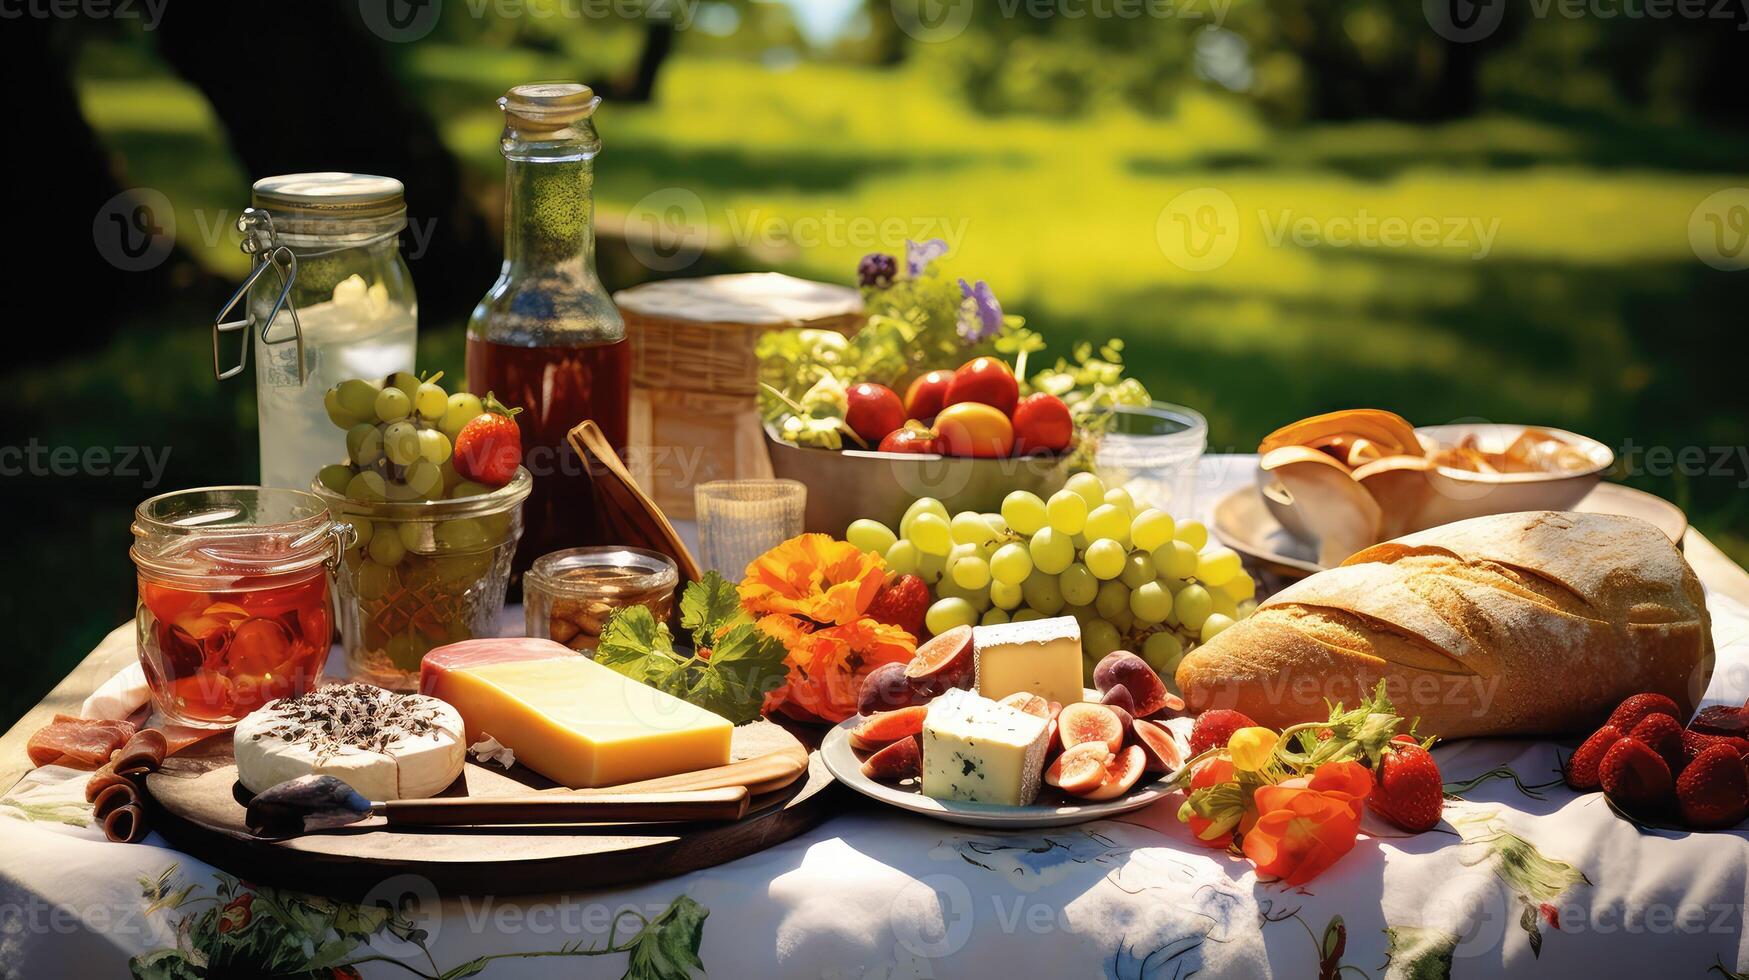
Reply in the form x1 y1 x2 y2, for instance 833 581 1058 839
383 786 750 827
538 749 810 798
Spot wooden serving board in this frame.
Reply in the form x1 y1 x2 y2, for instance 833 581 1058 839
144 721 839 901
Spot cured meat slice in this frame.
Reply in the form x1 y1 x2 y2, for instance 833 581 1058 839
26 714 137 770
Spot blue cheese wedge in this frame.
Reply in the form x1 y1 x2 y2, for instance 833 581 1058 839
921 688 1051 806
973 616 1084 707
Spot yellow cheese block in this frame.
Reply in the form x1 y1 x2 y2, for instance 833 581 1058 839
425 654 733 788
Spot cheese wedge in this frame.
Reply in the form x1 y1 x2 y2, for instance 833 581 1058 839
234 685 465 801
421 638 732 788
972 616 1084 706
921 688 1051 805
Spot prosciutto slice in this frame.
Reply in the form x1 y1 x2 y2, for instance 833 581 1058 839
26 714 137 770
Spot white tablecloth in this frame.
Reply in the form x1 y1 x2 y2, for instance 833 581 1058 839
5 459 1749 979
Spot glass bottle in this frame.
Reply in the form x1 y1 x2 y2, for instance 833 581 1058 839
466 82 630 581
213 173 418 489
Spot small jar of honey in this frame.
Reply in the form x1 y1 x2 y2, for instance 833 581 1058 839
524 547 678 653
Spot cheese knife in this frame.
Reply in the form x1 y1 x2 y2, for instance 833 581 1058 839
535 747 811 799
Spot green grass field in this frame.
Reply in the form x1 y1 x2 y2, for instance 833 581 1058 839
5 47 1743 731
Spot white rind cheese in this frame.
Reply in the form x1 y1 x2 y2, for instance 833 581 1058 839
921 688 1051 806
973 616 1084 707
234 685 466 801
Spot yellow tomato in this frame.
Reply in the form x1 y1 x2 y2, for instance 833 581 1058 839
934 402 1015 458
1227 726 1279 771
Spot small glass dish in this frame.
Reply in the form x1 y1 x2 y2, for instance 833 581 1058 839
694 479 807 582
524 547 679 653
1094 401 1209 514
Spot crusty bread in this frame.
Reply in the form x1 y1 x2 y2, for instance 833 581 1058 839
1175 511 1713 739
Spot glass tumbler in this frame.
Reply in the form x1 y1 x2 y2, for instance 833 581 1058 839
1094 402 1209 515
694 479 807 582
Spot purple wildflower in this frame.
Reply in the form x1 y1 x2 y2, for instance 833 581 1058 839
857 253 897 289
957 278 1004 343
906 238 949 279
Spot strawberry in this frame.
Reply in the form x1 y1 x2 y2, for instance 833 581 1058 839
452 392 523 487
1368 740 1444 832
1630 713 1687 774
865 574 929 639
1676 744 1749 829
1564 725 1623 790
1598 736 1674 817
1188 709 1255 757
1689 705 1749 738
1606 693 1681 733
1683 729 1749 761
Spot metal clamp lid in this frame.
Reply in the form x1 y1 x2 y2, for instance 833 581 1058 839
212 208 302 383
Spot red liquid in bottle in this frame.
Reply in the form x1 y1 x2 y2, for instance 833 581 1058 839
467 335 631 575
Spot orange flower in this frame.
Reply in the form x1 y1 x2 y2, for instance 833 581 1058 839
761 616 916 723
1183 757 1241 848
739 534 887 626
1241 761 1372 885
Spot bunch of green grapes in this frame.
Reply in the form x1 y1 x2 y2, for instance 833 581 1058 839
316 370 495 505
846 471 1257 688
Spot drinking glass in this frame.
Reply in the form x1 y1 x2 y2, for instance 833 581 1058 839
1094 401 1209 515
694 479 807 582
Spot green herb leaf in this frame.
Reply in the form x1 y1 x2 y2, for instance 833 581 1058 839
623 895 709 980
680 571 743 640
687 622 789 724
595 606 678 686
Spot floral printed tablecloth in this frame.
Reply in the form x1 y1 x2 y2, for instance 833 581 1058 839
5 468 1749 979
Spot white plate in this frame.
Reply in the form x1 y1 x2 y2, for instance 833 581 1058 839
820 710 1189 829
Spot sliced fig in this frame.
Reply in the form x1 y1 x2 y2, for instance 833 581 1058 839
1058 703 1124 754
999 692 1051 718
1093 651 1170 716
860 735 922 782
1045 741 1112 795
905 625 974 694
1077 745 1147 801
1132 718 1182 774
849 705 928 751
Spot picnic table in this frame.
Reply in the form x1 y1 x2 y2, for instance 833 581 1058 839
4 456 1748 979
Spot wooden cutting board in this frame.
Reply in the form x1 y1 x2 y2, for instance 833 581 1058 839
144 720 839 900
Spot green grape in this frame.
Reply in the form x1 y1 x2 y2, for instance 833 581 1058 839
934 577 990 613
950 511 997 546
1159 576 1188 594
345 470 387 502
1141 630 1185 677
436 518 490 552
1011 609 1047 623
441 392 484 440
900 497 949 539
908 513 952 556
1065 471 1106 508
982 513 1007 534
1083 619 1122 660
1065 603 1097 628
383 421 421 466
1120 551 1157 589
1020 571 1066 615
1102 486 1135 514
1209 589 1239 621
1237 599 1257 619
1176 583 1214 631
415 381 448 421
368 529 405 566
1130 581 1173 624
374 387 412 423
1130 508 1175 552
417 428 452 465
951 555 991 590
1028 526 1075 574
1196 547 1242 587
1071 532 1090 552
847 518 898 555
387 370 421 395
1094 579 1130 620
915 552 946 585
884 539 919 575
980 608 1010 626
403 458 443 499
1045 490 1087 535
348 518 373 548
324 388 365 429
989 579 1023 610
450 480 493 499
346 423 384 466
335 378 381 419
1219 572 1257 602
1155 539 1199 579
989 542 1033 585
925 597 979 635
1108 607 1134 634
1084 504 1130 542
1059 562 1098 606
1201 613 1236 643
397 520 425 553
1000 491 1048 535
1174 519 1209 551
356 560 395 600
1085 538 1126 579
317 464 354 494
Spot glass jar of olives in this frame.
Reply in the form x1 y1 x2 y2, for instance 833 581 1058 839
312 468 530 689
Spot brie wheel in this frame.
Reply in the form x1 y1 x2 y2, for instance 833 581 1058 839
234 685 466 801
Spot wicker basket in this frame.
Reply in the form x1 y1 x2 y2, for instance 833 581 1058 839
616 273 864 518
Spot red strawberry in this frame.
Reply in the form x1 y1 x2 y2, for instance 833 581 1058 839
1598 736 1674 816
1565 725 1624 790
452 392 524 487
1690 705 1749 737
1630 713 1687 774
1606 693 1681 733
1188 709 1255 757
865 574 929 639
1676 744 1749 829
1368 741 1444 832
1683 729 1749 761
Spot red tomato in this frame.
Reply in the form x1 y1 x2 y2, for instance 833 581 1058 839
903 370 954 420
846 383 906 444
878 422 939 454
942 357 1019 417
934 402 1015 458
1011 392 1074 454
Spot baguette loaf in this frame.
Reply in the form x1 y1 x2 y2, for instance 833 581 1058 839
1176 511 1712 739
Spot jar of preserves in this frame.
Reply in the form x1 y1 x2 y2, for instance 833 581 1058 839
524 547 677 653
213 173 418 490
